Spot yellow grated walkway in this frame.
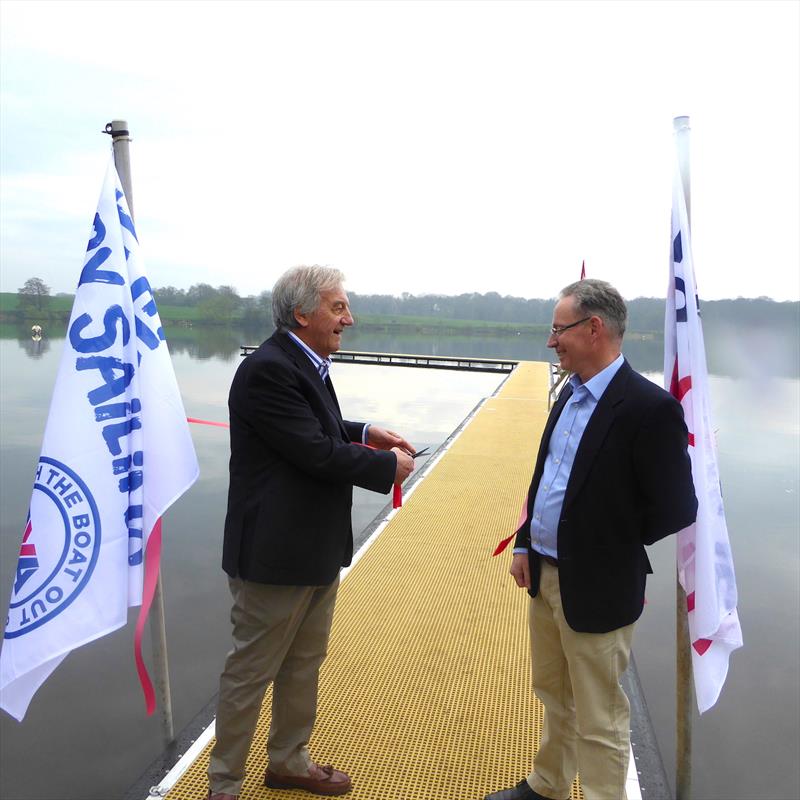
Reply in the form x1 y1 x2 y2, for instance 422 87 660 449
166 361 584 800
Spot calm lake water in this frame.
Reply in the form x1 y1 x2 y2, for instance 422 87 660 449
1 321 798 800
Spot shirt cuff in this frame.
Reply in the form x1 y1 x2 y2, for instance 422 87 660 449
362 423 371 445
512 547 528 555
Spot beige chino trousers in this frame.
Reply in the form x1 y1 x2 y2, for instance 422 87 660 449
208 575 339 796
527 561 634 800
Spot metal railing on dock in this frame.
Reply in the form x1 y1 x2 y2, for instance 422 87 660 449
240 346 519 373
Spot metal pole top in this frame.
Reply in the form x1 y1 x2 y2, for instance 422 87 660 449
104 119 135 219
104 120 131 140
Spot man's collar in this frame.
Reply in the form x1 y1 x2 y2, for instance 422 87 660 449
287 330 325 364
569 353 624 400
287 330 332 377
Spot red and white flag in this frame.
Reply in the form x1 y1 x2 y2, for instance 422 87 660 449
664 150 743 713
0 157 199 721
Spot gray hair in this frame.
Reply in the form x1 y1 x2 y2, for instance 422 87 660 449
559 278 627 339
272 265 346 331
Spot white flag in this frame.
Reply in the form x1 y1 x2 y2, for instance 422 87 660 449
0 157 199 721
664 150 743 713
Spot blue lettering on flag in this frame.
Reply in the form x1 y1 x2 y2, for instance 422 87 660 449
79 210 123 286
101 417 142 456
76 356 135 405
94 398 142 422
5 458 102 639
69 305 130 353
131 277 165 349
79 247 123 286
60 172 182 590
115 189 138 242
122 460 145 566
86 214 106 250
119 470 143 493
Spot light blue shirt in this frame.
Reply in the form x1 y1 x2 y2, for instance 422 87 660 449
286 331 369 444
520 354 624 559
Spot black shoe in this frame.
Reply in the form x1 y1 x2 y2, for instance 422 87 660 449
483 780 566 800
483 779 536 800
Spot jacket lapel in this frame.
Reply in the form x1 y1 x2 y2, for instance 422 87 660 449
523 383 573 525
274 332 347 433
325 375 343 416
562 360 631 509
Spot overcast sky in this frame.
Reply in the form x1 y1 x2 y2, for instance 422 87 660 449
1 0 798 302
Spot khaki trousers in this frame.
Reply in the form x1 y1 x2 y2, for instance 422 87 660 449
208 575 339 795
527 561 634 800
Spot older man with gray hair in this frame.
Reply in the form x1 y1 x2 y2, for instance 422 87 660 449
485 279 697 800
209 265 415 799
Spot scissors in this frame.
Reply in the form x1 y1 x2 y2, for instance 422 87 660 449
412 446 430 459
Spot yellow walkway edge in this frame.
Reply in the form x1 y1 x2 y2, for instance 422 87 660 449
165 361 585 800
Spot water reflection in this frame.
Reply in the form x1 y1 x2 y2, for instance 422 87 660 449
2 319 796 378
165 325 247 361
18 336 51 359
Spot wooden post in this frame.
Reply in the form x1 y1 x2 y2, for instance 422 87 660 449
673 114 693 800
106 119 175 748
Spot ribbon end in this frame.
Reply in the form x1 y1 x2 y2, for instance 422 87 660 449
493 534 515 556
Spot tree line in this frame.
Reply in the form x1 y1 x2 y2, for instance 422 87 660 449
149 283 800 332
12 277 799 332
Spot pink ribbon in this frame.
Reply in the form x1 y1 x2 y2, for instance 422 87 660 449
187 416 229 428
493 494 529 556
133 517 163 715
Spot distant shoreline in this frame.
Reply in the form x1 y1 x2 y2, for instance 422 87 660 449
0 305 659 338
1 291 796 339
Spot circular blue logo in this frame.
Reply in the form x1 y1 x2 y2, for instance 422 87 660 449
5 457 101 639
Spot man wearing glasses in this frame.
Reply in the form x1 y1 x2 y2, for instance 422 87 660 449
486 279 697 800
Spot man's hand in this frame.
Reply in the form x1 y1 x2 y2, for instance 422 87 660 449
368 425 414 454
510 553 531 589
391 447 414 484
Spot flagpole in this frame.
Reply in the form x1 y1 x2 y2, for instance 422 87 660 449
673 114 693 800
106 119 175 748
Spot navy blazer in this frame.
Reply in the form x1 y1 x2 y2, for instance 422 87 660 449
222 331 396 586
514 359 697 633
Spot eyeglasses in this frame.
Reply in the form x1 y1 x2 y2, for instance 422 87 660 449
549 316 591 337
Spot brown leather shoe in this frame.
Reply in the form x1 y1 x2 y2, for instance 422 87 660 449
265 762 352 796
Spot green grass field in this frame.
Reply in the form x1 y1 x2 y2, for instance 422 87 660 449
0 292 74 314
1 292 207 323
0 292 552 333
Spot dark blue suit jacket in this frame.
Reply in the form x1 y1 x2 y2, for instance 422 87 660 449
222 331 396 586
514 359 697 632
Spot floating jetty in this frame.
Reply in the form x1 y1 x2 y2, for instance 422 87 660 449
141 361 660 800
241 346 519 374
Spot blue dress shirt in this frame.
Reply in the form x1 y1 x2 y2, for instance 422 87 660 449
519 354 624 559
